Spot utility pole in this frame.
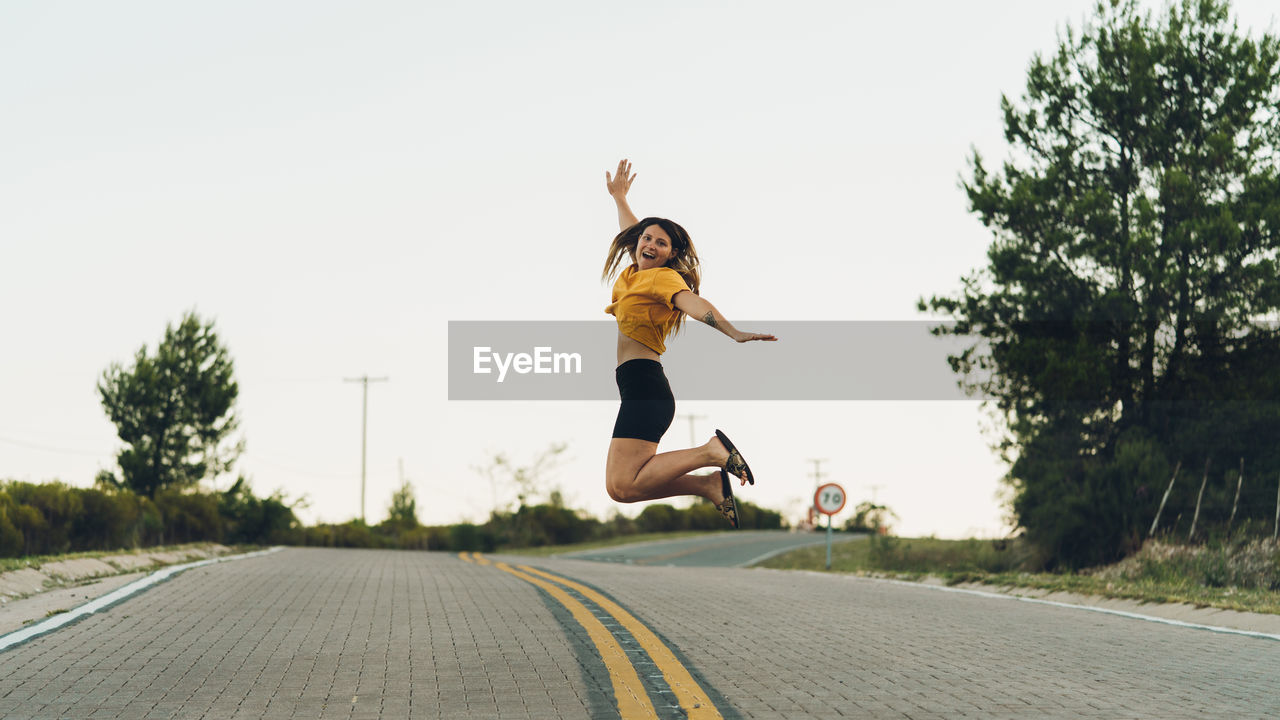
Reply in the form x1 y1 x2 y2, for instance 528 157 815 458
807 458 828 492
807 459 828 529
677 413 707 447
344 375 388 523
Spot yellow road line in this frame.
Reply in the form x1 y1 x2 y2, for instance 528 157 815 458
519 565 723 720
491 561 659 719
458 552 473 563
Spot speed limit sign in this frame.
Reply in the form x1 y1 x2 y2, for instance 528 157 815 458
814 483 846 516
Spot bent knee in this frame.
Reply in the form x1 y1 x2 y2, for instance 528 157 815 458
606 478 638 504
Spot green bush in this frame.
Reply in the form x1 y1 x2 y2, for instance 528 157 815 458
72 487 143 550
605 509 638 536
685 501 725 530
4 481 83 555
449 523 495 552
0 495 23 557
137 496 165 547
738 501 784 530
488 504 601 548
397 525 451 550
299 521 384 549
219 478 300 545
627 499 785 537
636 504 684 533
0 478 795 559
154 490 222 544
298 524 336 547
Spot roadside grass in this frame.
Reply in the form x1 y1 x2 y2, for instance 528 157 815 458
756 535 1030 577
498 530 716 557
756 535 1280 615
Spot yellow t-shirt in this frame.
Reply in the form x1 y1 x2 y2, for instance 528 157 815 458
605 264 691 354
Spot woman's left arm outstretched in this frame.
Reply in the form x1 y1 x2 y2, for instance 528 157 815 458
673 292 776 343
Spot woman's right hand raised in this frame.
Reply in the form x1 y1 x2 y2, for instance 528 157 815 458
605 159 636 199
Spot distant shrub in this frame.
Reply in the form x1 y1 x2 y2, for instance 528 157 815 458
4 481 84 555
486 504 602 548
605 509 638 536
299 521 384 549
218 478 300 545
739 501 784 530
154 490 222 544
618 499 785 538
0 494 24 557
449 523 496 552
73 487 140 551
685 502 724 530
636 504 684 533
0 477 794 559
397 525 451 550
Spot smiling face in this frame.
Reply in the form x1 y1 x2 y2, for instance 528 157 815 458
635 224 675 270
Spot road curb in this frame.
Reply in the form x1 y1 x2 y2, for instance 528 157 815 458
0 546 285 654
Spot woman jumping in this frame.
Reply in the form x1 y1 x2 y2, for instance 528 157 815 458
602 158 776 527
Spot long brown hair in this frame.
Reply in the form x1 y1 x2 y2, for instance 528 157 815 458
602 217 702 335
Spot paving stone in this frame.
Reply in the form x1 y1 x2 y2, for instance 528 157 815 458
510 553 1280 719
1 548 1278 718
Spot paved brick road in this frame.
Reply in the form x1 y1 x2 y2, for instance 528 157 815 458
1 548 1277 719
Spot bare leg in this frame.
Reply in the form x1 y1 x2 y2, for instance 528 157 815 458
606 435 733 504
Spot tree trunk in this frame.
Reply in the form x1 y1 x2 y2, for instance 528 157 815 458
1227 457 1243 537
1189 458 1210 542
1274 471 1279 541
1116 145 1136 419
1148 460 1181 538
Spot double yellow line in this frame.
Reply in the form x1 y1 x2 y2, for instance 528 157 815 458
459 552 722 720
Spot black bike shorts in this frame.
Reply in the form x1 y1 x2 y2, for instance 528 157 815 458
611 359 676 443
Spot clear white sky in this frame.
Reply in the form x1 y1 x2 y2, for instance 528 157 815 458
4 1 1277 537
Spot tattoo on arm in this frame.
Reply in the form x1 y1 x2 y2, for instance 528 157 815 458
701 311 718 329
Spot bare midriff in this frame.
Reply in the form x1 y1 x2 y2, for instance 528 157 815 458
616 331 661 366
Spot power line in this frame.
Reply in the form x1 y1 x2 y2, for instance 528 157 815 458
239 451 381 481
0 434 110 458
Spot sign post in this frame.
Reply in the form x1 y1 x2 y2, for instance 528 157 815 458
814 483 847 570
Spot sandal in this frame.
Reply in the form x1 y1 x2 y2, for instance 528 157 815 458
717 470 740 529
715 429 755 486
